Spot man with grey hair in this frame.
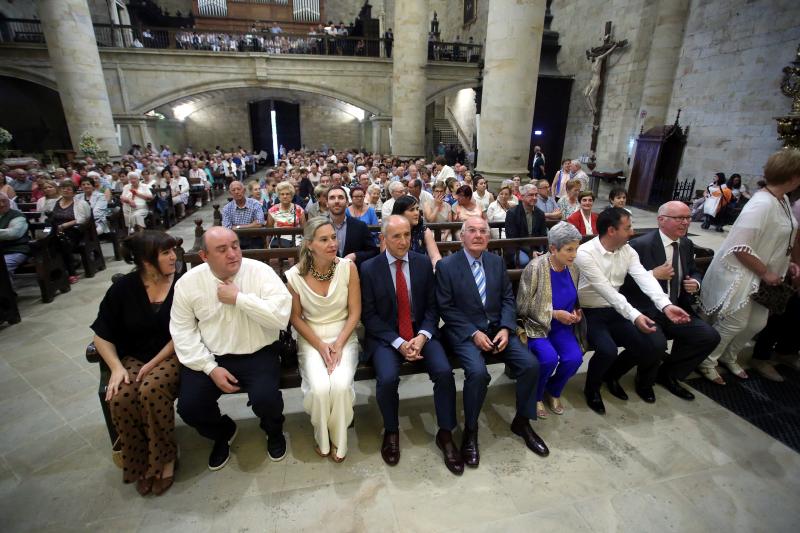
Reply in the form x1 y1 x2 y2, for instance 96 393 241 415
0 191 30 281
381 180 407 219
571 160 589 191
504 183 548 267
620 201 720 399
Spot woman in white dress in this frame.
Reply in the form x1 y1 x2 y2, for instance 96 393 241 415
699 150 800 385
121 172 153 233
285 217 361 462
472 175 495 213
486 183 515 238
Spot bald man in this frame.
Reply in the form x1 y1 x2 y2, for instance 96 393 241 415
621 201 720 400
170 227 292 470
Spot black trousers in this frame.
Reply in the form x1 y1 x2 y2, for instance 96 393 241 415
177 343 284 442
584 307 666 392
753 293 800 360
650 311 721 380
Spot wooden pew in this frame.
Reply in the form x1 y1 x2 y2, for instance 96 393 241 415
0 255 21 325
15 228 72 303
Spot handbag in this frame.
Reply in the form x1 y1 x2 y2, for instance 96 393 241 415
751 279 795 315
278 327 298 369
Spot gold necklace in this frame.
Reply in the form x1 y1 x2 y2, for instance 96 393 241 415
310 260 336 281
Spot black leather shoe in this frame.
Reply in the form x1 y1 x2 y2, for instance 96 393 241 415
656 375 695 401
605 379 629 401
635 384 656 403
381 431 400 466
510 417 549 457
267 432 287 462
436 430 464 475
209 417 238 471
584 389 606 415
461 429 480 467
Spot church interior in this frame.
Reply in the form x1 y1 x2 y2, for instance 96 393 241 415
1 0 800 531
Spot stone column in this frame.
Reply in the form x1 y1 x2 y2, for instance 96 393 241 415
391 0 428 158
370 115 392 154
38 0 120 157
637 0 690 130
476 0 546 186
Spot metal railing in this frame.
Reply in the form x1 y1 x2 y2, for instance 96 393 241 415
0 19 482 62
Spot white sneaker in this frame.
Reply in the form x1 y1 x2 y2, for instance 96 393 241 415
751 360 784 382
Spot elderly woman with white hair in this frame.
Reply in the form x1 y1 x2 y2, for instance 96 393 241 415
121 171 153 233
517 221 584 417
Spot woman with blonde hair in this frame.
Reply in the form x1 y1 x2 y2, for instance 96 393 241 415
285 217 361 462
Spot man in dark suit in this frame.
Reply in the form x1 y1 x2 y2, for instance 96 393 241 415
361 215 462 474
436 216 547 466
326 186 378 266
621 201 721 400
504 183 548 267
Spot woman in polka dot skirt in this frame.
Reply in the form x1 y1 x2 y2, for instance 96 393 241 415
91 230 182 496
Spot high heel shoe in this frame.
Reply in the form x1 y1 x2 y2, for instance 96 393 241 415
536 401 548 419
721 361 749 379
545 393 565 415
330 445 346 463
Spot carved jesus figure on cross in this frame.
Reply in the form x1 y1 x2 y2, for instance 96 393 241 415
583 24 628 117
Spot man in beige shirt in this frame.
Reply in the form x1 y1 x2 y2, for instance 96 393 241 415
170 227 292 470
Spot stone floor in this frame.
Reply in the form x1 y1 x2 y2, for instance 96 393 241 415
1 195 799 532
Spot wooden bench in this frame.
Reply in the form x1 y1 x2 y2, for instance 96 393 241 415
0 255 21 325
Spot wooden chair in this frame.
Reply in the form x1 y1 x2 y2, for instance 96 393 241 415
0 256 21 325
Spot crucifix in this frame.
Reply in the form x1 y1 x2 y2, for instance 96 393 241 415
584 21 627 153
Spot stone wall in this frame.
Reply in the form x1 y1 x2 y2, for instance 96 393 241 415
428 0 488 45
0 0 38 18
299 103 362 151
148 118 188 152
665 0 800 185
184 103 252 152
443 88 476 148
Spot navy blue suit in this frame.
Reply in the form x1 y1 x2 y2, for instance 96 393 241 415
361 251 456 432
339 216 379 267
436 250 539 430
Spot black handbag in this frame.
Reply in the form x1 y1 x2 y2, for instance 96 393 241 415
277 327 298 369
751 279 795 315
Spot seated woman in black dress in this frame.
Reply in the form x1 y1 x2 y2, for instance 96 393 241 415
50 180 91 284
390 195 442 269
90 230 181 496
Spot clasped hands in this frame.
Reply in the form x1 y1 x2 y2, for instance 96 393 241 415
399 334 428 362
553 309 582 325
652 262 699 294
317 340 344 375
473 329 509 354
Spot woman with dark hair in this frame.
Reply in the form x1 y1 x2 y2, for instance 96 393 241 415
450 184 484 223
91 230 181 496
701 172 732 231
567 191 599 236
391 195 442 269
728 173 751 207
346 186 379 226
50 180 92 284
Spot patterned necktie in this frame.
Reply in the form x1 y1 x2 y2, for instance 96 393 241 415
395 260 414 341
472 260 487 307
670 242 680 304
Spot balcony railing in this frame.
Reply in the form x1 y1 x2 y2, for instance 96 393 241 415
0 18 482 63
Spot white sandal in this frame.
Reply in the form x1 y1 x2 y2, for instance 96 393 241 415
721 361 749 379
699 366 726 385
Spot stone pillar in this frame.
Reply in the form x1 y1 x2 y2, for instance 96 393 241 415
391 0 428 158
38 0 120 157
476 0 546 186
370 115 392 154
637 0 690 131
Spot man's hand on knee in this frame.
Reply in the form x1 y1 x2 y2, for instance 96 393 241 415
210 367 241 393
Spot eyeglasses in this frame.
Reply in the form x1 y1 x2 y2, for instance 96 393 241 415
661 215 692 222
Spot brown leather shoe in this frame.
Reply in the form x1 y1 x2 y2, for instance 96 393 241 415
435 430 464 475
381 431 400 466
461 429 480 467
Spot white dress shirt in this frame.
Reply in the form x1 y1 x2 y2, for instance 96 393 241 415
386 251 432 348
575 237 671 323
170 258 292 374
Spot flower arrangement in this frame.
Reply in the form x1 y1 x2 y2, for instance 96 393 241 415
78 132 100 156
0 127 12 146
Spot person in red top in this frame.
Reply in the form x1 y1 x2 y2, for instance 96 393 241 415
567 191 599 236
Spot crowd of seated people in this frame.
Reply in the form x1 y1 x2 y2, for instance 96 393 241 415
74 144 800 498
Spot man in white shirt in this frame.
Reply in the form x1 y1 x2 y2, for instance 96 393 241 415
434 156 455 182
381 181 407 219
408 178 434 214
574 207 690 415
571 160 590 191
170 227 292 470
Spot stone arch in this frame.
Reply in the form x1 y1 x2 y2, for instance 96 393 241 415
0 66 58 92
425 80 481 106
133 79 386 117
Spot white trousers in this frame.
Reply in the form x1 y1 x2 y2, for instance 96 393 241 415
700 300 769 369
298 322 358 457
123 205 149 231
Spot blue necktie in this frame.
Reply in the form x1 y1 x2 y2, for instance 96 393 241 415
472 260 486 307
